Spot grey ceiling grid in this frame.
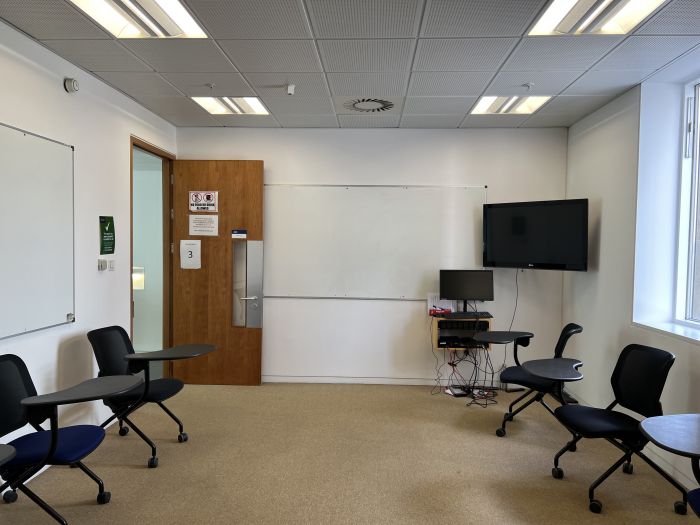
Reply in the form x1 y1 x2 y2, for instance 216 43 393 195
0 0 698 128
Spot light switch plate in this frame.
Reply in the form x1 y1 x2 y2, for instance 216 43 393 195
108 260 116 271
98 259 107 271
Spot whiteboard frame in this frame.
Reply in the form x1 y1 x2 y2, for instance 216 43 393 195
0 121 75 340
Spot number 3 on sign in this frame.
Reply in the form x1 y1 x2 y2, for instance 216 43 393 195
180 240 201 269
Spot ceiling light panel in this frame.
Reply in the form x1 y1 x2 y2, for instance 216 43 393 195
68 0 207 38
529 0 670 35
471 96 551 115
193 97 269 115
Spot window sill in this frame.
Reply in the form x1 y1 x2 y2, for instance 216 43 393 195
633 319 700 345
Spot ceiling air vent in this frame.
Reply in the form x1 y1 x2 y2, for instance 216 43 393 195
343 98 394 113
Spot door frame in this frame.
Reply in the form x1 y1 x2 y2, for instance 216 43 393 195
130 136 176 372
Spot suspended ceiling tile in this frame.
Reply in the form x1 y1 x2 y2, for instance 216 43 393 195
413 38 518 71
593 35 700 70
275 114 339 127
135 96 222 126
41 40 150 72
338 114 401 128
306 0 423 38
536 95 615 118
486 70 584 96
219 40 322 73
244 72 330 98
404 97 476 114
160 72 255 96
400 114 464 128
519 114 579 127
185 0 311 39
326 73 409 96
0 0 110 40
408 71 493 96
318 39 414 72
460 114 530 128
637 0 700 35
96 72 183 97
502 36 624 71
262 97 335 115
333 96 404 115
211 115 281 127
122 40 235 73
563 69 653 96
421 0 547 37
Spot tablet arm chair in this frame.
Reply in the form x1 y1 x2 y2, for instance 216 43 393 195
87 325 186 468
0 354 130 525
551 344 687 515
496 323 583 437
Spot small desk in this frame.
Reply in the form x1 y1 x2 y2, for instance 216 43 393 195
21 376 142 408
124 344 215 364
0 444 16 467
521 358 583 404
641 414 700 517
473 331 534 366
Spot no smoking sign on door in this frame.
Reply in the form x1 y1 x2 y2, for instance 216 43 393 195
189 191 218 212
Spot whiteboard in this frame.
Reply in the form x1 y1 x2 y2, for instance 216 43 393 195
264 185 486 299
0 123 74 339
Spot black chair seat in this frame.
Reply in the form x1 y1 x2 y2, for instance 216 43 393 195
5 425 105 467
555 404 642 442
501 365 557 391
108 378 183 404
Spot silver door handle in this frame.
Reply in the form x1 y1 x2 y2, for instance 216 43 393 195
241 296 258 301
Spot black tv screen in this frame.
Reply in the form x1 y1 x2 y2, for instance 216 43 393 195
483 199 588 271
440 270 494 301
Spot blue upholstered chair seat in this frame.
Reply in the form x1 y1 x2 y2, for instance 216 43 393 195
500 365 557 392
5 425 105 467
555 405 641 443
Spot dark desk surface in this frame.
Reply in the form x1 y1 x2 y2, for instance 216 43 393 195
0 444 16 467
473 331 534 345
522 358 583 382
641 414 700 459
124 344 215 362
21 376 142 408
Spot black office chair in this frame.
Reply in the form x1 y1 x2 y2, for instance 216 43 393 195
87 325 186 468
551 344 687 515
0 354 112 524
496 323 582 437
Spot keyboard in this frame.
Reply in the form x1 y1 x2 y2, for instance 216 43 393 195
441 311 493 319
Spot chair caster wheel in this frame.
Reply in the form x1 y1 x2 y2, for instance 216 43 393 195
495 428 506 437
568 443 577 452
3 490 18 504
148 457 159 469
178 432 188 443
118 426 129 437
622 462 633 474
675 501 687 515
589 499 602 513
552 467 564 479
504 412 513 422
97 492 111 505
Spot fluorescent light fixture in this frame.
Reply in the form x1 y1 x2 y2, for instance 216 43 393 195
193 97 269 116
68 0 207 38
471 96 551 115
528 0 669 35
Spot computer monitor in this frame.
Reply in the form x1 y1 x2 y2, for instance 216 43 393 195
439 270 494 302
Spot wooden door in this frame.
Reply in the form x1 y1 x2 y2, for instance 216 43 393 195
171 160 263 385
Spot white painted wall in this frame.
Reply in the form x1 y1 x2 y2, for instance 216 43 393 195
177 127 569 383
0 20 175 449
564 85 700 486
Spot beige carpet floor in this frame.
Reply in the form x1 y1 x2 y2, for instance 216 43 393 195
1 384 691 524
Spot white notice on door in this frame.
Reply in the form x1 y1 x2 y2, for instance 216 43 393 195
180 240 201 269
189 214 218 236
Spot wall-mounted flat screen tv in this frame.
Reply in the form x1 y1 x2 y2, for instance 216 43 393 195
483 199 588 271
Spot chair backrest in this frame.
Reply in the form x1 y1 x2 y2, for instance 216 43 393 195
611 344 675 418
0 354 37 437
87 325 135 377
553 323 583 358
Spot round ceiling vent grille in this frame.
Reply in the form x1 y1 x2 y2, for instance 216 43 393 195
343 98 394 113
